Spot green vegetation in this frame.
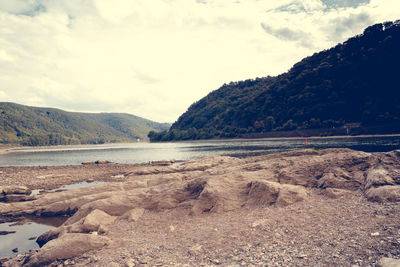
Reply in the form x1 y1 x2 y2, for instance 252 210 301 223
149 21 400 141
0 102 170 146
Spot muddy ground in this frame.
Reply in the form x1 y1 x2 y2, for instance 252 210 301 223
1 148 400 266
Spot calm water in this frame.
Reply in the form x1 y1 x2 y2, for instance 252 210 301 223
1 136 400 167
0 222 54 258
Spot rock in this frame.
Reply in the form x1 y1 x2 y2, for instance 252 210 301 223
366 185 400 202
376 257 400 267
95 160 111 164
316 171 360 190
0 230 16 235
322 188 353 199
0 194 35 203
0 257 9 265
191 178 243 215
296 254 307 259
189 244 202 255
75 209 116 233
125 258 136 267
37 209 116 246
246 181 308 207
81 161 95 165
276 183 309 206
27 233 110 267
251 219 268 228
364 168 395 189
36 228 64 247
151 160 172 166
371 232 380 236
246 181 280 206
118 208 145 222
0 186 31 195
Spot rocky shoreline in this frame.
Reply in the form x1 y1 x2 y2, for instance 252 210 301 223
1 148 400 266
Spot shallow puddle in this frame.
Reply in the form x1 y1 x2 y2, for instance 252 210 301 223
31 181 107 196
0 221 54 258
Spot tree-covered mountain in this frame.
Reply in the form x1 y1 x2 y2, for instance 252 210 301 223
149 21 400 141
0 102 170 145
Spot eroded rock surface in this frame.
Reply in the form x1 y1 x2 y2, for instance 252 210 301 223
1 148 400 266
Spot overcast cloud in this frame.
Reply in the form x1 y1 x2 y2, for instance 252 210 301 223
0 0 399 122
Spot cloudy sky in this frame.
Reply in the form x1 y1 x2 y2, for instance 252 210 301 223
0 0 399 122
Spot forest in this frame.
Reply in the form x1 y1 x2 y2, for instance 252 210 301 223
0 102 170 146
149 21 400 141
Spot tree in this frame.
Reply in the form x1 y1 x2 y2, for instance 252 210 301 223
265 116 275 131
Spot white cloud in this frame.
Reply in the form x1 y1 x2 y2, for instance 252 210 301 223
0 0 399 122
0 49 14 61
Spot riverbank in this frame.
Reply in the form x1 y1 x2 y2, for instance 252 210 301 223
1 148 400 266
0 144 21 155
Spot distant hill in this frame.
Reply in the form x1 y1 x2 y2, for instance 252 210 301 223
149 20 400 141
0 102 170 145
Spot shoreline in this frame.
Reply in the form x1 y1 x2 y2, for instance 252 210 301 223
0 144 21 155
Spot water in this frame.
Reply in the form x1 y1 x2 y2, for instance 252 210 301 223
0 136 399 167
0 222 54 258
30 181 107 196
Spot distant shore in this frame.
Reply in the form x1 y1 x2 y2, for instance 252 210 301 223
168 133 400 143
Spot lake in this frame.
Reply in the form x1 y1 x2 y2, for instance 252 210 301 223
1 136 400 167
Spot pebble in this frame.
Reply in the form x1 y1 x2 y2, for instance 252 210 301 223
125 258 136 267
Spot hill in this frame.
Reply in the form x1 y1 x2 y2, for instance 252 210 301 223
0 102 170 145
149 21 400 141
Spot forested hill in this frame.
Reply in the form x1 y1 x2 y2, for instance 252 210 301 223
0 102 170 145
149 21 400 141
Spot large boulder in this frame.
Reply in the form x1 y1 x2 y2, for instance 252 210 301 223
316 169 361 190
37 209 117 246
365 185 400 202
67 209 117 233
27 233 110 267
364 168 395 189
246 180 309 207
0 186 33 203
0 186 31 195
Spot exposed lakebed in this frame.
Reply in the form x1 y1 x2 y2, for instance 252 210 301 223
1 148 400 266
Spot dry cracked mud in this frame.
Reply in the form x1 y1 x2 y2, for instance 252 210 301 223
1 148 400 266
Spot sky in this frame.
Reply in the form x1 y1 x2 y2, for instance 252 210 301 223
0 0 399 123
